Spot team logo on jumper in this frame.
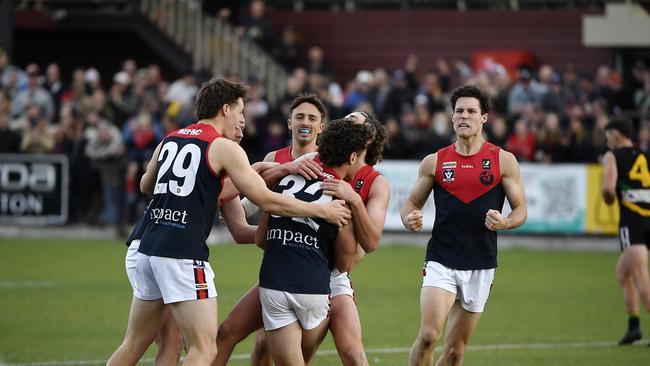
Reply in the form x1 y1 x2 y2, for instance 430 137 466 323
355 179 364 191
480 170 494 185
442 161 457 169
482 159 491 169
442 169 455 183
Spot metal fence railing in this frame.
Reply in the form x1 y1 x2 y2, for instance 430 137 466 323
139 0 288 105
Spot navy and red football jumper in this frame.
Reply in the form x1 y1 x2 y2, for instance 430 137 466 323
259 164 340 295
139 123 224 261
274 146 294 164
347 164 381 205
426 142 506 270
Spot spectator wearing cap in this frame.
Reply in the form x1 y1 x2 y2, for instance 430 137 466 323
165 71 197 108
344 70 373 112
85 109 126 231
507 67 544 116
85 67 103 93
106 71 137 129
541 73 566 118
10 63 55 122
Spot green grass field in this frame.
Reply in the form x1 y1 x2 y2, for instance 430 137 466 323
0 238 649 365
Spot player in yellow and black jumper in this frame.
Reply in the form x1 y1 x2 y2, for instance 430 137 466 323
602 118 650 346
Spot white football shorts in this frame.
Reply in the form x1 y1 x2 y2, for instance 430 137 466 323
422 261 494 313
125 239 140 291
132 250 217 304
330 268 355 299
259 287 329 331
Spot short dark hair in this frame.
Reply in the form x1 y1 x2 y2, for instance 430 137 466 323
605 118 634 139
195 78 248 120
450 85 490 115
318 118 372 168
358 111 388 165
289 92 327 122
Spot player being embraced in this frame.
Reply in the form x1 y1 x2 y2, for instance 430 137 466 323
312 111 390 366
256 118 373 366
214 92 327 366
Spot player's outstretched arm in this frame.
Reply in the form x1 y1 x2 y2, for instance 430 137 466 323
210 139 351 227
321 176 390 253
400 153 437 232
219 162 279 204
140 141 164 194
220 197 257 244
601 151 618 205
486 151 527 231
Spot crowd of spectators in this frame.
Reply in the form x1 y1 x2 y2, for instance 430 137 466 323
2 0 650 231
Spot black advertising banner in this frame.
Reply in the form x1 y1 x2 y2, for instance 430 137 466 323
0 154 69 225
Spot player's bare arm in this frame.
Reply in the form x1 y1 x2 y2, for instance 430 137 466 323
219 161 280 203
601 151 618 205
400 153 437 232
260 155 323 185
485 150 527 231
210 138 351 227
140 141 164 194
255 212 269 250
333 221 359 273
321 176 390 253
220 197 257 244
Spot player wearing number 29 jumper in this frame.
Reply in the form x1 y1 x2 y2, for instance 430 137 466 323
256 118 373 366
401 85 527 366
106 79 351 366
602 118 650 346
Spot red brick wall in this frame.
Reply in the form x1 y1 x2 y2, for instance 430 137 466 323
271 10 612 80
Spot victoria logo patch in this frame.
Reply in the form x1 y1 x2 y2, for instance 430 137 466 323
442 169 455 183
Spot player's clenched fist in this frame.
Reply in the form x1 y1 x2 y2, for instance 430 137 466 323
485 209 507 231
405 210 424 232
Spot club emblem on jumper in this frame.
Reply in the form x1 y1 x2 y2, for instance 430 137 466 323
482 159 491 169
442 169 455 183
355 179 364 191
480 170 494 185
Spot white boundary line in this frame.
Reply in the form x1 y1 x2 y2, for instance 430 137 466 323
0 280 57 289
0 340 634 366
